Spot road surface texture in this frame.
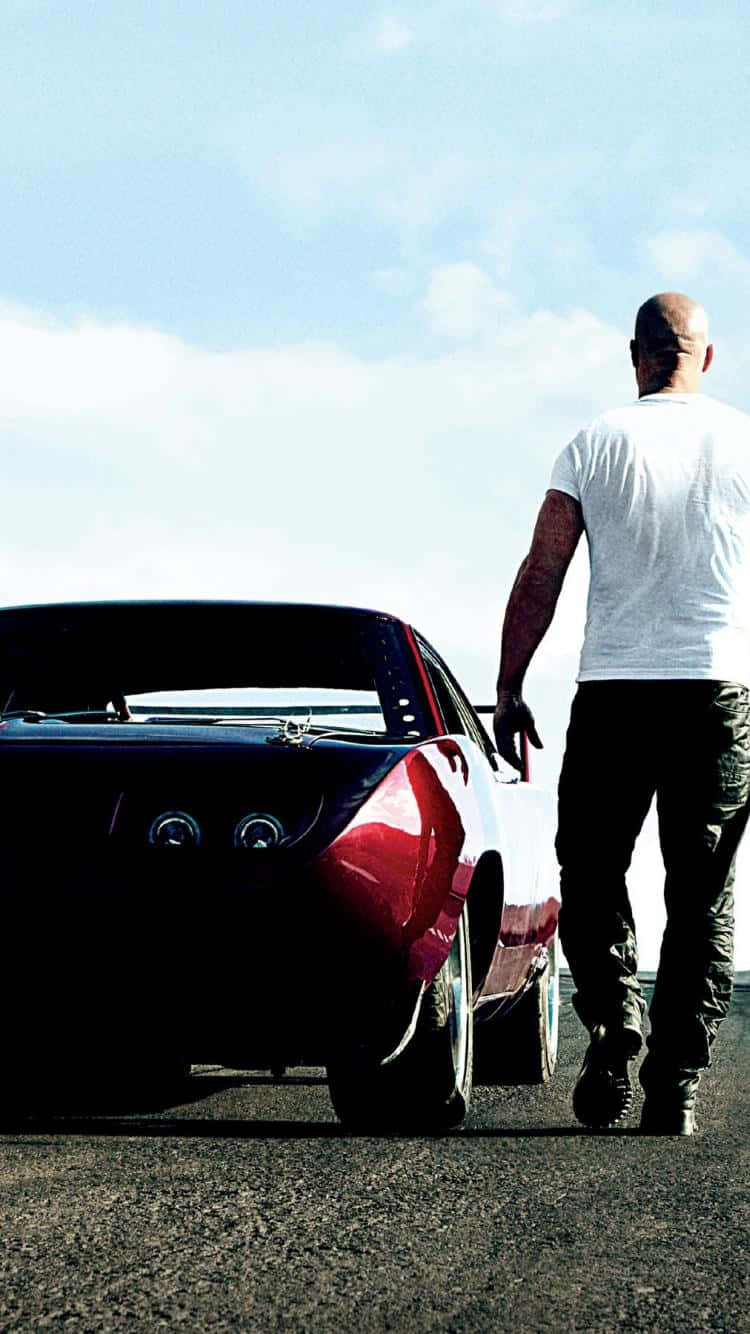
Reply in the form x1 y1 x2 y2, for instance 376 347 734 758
0 979 747 1333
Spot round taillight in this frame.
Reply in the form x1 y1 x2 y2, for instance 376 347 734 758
234 814 284 850
148 811 201 848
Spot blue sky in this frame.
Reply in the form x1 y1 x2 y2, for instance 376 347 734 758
3 0 750 964
5 1 750 351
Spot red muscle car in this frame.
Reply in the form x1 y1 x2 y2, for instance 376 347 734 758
0 601 559 1129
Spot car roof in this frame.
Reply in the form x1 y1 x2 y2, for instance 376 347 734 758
0 599 400 622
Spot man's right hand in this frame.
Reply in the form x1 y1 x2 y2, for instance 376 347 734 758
493 689 543 772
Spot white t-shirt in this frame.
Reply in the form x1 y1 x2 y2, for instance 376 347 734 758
550 393 750 685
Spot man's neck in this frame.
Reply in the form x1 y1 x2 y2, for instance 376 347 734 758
638 371 702 397
639 384 699 397
637 354 703 397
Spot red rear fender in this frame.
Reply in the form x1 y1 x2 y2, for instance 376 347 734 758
315 739 478 984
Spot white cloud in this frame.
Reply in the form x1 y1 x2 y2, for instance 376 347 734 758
0 299 626 623
423 262 511 338
374 15 414 52
645 228 750 286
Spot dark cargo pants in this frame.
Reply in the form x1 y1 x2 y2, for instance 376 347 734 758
556 681 750 1079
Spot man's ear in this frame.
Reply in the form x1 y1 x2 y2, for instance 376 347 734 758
630 339 639 369
703 343 714 374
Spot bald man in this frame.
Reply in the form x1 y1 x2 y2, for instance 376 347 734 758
494 294 750 1135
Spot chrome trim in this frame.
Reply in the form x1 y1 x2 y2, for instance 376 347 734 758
234 813 284 850
148 811 201 848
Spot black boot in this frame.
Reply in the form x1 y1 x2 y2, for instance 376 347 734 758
639 1059 701 1136
573 1024 642 1128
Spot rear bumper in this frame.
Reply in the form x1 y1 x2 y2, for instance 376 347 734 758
0 849 412 1063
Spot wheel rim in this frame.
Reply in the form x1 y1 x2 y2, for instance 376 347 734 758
446 911 470 1092
547 936 559 1058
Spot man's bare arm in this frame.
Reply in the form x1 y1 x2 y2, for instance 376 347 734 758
494 489 583 770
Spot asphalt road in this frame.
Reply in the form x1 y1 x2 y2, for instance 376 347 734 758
0 982 747 1333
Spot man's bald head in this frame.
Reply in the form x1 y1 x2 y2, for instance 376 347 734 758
631 292 713 395
634 292 709 355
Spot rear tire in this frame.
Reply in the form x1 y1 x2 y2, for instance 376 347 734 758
474 933 559 1084
327 903 473 1131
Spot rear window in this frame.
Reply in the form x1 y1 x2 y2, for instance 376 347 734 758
126 686 387 732
0 604 430 739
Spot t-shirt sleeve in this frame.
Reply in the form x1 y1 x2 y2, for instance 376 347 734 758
549 440 581 501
